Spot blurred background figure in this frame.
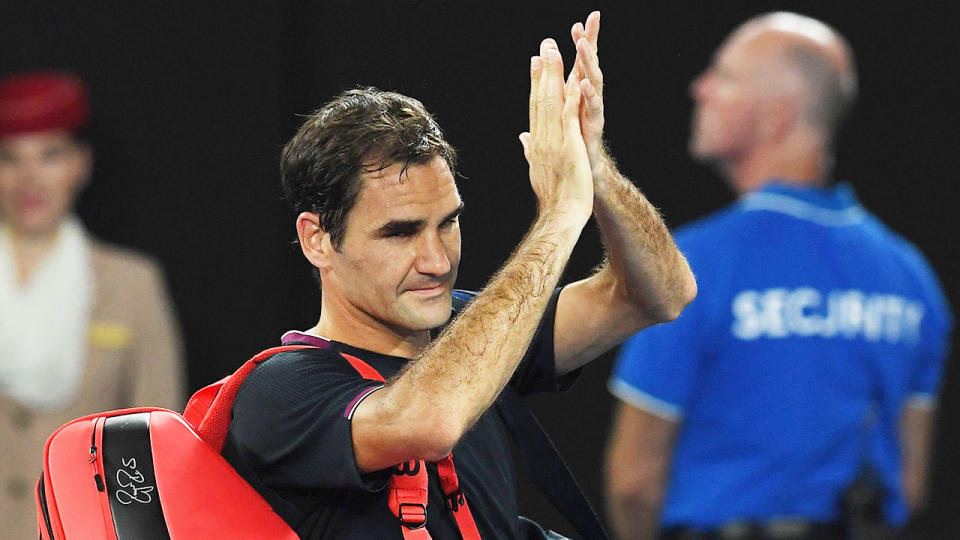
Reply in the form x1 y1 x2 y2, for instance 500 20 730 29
605 12 952 540
0 71 184 538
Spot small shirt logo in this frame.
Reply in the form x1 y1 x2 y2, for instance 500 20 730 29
394 461 422 477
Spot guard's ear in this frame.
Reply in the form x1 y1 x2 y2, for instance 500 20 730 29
760 95 799 143
296 212 334 271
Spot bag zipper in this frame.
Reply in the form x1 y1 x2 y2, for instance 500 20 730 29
37 472 56 539
90 417 105 492
90 416 117 537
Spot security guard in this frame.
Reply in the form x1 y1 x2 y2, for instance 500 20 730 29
605 13 952 540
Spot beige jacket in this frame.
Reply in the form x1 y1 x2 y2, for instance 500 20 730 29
0 240 184 540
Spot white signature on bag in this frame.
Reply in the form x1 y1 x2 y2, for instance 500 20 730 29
115 457 155 505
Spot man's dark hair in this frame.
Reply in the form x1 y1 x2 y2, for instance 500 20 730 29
281 87 457 250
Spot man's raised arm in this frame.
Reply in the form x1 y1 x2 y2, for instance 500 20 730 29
553 11 697 374
352 43 594 472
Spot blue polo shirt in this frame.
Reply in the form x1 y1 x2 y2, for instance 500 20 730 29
610 180 952 528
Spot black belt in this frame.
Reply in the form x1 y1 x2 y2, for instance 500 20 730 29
661 521 846 540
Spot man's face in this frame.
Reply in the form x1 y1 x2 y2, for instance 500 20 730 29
321 155 462 337
0 130 90 236
688 31 766 162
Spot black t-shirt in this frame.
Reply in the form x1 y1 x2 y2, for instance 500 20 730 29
226 288 575 539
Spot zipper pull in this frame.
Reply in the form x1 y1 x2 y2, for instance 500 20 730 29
89 418 98 463
89 419 105 492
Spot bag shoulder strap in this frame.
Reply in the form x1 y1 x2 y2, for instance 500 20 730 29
183 378 225 428
341 352 481 540
340 352 386 382
193 342 601 539
497 386 609 540
206 344 483 539
195 345 315 451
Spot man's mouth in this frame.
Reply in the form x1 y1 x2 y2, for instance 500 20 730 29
406 283 448 297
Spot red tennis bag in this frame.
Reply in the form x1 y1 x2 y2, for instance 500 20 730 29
37 341 491 539
35 345 308 540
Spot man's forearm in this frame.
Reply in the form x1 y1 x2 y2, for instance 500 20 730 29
567 11 692 320
589 150 696 322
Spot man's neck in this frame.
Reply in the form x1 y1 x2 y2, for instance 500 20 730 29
310 302 429 359
724 145 828 196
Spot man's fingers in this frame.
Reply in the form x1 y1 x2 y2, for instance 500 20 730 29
570 23 585 80
539 38 564 80
562 71 582 134
571 22 585 44
572 13 599 52
580 78 602 121
580 78 596 99
540 46 565 137
529 56 542 135
584 11 600 52
576 38 603 96
531 55 543 86
519 132 531 160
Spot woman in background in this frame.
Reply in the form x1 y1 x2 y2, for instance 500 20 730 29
0 71 184 539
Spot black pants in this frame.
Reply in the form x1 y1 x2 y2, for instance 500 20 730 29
661 522 849 540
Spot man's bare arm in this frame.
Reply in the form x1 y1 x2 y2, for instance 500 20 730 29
606 401 678 540
352 43 595 472
555 13 697 373
900 402 936 515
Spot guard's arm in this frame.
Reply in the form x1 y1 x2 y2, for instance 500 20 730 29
606 401 678 540
555 12 696 374
900 402 936 514
352 43 594 473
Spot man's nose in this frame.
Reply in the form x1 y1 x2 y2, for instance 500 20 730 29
690 71 711 101
415 231 452 276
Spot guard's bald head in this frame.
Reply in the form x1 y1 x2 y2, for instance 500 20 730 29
731 12 857 142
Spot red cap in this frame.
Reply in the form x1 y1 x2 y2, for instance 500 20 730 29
0 71 90 137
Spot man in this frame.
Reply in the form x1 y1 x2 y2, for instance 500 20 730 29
225 12 696 539
0 71 185 538
606 12 952 540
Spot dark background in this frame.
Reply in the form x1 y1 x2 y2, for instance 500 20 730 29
2 1 957 537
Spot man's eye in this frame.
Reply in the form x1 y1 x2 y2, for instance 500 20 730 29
386 230 415 238
442 218 458 228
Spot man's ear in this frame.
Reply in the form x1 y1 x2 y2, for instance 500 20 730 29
760 95 798 143
296 212 334 270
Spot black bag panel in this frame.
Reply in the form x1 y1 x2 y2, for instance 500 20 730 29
102 413 171 540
